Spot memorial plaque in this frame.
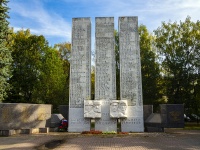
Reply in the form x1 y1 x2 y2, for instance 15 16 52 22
110 100 119 118
110 100 128 118
68 18 91 132
160 104 184 128
84 100 101 118
95 17 117 131
119 16 144 132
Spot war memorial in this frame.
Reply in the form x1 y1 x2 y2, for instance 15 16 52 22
0 16 184 136
68 16 144 132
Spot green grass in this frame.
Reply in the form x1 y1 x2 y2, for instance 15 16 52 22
184 122 200 130
184 127 200 130
91 122 95 129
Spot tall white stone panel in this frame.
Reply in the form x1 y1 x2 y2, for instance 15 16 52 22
95 17 117 131
68 18 91 132
119 16 144 132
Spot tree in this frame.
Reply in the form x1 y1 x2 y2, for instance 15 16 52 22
0 0 12 102
54 42 71 104
154 16 200 114
114 30 120 99
114 27 162 107
91 65 95 100
6 29 69 109
35 47 66 107
139 25 162 107
7 29 48 103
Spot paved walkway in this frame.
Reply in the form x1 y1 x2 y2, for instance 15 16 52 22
0 129 200 150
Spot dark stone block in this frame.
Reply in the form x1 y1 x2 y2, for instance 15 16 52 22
160 104 167 114
143 105 153 121
20 129 31 134
145 126 164 132
0 130 15 136
160 104 184 128
58 105 69 120
144 113 164 132
145 113 162 124
50 114 64 128
39 128 49 133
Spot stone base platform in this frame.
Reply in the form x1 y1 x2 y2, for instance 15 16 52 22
0 127 49 136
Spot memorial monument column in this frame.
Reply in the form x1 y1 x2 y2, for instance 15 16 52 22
68 18 91 132
119 16 144 132
95 17 117 131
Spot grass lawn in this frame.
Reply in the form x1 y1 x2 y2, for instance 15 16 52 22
184 122 200 130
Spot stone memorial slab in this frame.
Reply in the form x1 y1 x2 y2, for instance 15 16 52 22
95 17 117 132
93 100 102 118
95 100 117 131
160 104 184 128
0 103 51 130
119 16 144 132
50 114 64 128
68 18 91 132
84 100 101 118
110 100 128 118
110 100 119 118
144 113 164 132
143 105 153 121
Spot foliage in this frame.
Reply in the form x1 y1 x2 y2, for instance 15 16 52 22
54 42 71 104
0 0 12 102
139 25 163 106
154 16 200 114
5 29 68 108
91 66 95 99
54 42 71 105
54 42 71 61
34 48 66 106
6 29 46 103
114 30 120 99
184 122 200 130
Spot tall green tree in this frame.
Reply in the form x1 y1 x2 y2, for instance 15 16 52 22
54 42 71 104
154 17 200 114
0 0 12 102
35 48 66 107
7 29 48 103
139 25 162 106
6 29 68 109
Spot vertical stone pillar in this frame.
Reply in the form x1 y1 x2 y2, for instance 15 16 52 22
119 16 144 132
68 18 91 132
95 17 117 131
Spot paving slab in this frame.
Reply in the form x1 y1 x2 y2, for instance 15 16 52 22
0 129 200 150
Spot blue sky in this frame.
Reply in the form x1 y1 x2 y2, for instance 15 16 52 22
8 0 200 47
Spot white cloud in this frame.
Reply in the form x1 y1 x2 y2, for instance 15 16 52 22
104 0 200 32
9 0 71 42
9 0 200 45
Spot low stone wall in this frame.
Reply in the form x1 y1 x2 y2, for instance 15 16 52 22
0 103 52 130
